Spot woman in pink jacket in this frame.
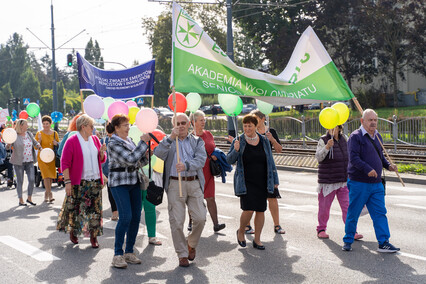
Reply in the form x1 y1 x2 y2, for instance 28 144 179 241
56 114 107 248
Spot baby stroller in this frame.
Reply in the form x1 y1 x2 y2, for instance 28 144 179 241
0 143 15 189
34 164 64 188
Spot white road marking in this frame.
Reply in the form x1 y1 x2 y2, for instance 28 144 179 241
103 219 168 239
387 185 426 193
398 252 426 261
395 204 426 210
0 236 60 261
280 188 317 196
216 193 238 199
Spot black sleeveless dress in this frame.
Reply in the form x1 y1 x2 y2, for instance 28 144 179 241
240 140 268 212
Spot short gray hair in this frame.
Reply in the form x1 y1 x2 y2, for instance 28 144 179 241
172 113 189 125
189 110 205 123
76 114 95 131
362 109 377 119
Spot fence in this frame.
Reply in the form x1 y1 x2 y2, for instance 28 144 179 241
157 115 426 149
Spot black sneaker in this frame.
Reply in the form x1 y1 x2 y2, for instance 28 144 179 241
378 241 400 253
213 223 226 232
342 242 352 251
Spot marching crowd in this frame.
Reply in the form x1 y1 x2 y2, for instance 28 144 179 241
0 107 400 269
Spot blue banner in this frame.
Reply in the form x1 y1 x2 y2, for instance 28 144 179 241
77 52 155 99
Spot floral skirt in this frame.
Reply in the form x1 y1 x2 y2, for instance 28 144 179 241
56 179 103 237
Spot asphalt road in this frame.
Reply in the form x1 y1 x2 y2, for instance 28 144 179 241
0 170 425 284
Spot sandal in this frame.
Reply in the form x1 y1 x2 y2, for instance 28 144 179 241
148 237 162 246
274 225 286 234
245 225 255 234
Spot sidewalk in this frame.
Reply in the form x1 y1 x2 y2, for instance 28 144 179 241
277 165 426 186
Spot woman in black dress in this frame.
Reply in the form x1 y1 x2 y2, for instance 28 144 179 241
227 114 279 250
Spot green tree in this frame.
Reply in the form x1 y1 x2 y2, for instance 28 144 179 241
85 38 104 69
40 89 53 115
16 67 41 103
0 83 13 103
363 0 425 106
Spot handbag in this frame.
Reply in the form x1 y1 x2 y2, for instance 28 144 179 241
53 132 60 168
209 157 221 177
146 140 164 206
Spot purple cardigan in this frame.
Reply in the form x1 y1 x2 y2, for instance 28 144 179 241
61 134 106 186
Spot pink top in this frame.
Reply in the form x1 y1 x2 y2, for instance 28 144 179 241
61 134 106 185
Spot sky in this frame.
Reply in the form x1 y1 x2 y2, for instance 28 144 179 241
0 0 170 70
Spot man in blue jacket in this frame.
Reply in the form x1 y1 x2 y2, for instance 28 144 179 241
342 109 399 253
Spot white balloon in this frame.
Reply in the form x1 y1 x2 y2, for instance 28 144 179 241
2 128 17 144
40 148 55 163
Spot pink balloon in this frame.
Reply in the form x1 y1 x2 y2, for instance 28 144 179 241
108 101 129 120
135 108 158 133
84 95 104 119
126 100 138 108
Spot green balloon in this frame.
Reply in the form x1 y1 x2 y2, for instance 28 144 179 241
102 97 115 121
128 125 143 143
26 103 40 117
186 92 202 113
218 94 243 116
256 99 273 115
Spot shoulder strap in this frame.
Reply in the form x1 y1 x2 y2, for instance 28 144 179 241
366 135 381 158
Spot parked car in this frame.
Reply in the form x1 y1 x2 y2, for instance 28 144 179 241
154 107 174 118
308 103 321 110
242 104 257 114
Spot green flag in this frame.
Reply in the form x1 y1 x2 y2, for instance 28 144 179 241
171 2 354 106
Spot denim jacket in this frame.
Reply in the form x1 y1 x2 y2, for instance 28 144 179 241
226 133 279 196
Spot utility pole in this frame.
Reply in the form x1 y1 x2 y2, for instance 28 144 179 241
51 1 58 111
225 0 235 137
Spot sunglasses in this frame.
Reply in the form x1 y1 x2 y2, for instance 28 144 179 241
176 121 187 126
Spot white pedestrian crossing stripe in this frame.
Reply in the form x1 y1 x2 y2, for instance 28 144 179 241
0 236 60 261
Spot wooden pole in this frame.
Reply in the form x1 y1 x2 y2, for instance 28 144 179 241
352 97 405 187
172 86 182 197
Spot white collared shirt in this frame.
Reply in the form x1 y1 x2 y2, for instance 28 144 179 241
77 132 100 180
360 125 378 139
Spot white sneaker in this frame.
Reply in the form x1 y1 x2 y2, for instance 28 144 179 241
112 255 128 268
124 253 142 264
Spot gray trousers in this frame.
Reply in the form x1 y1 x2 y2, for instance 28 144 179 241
167 179 206 258
14 162 35 199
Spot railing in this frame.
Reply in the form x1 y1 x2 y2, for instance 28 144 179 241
157 115 426 149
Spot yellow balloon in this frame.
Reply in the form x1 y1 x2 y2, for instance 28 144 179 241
152 157 164 173
319 107 340 129
128 106 140 124
331 102 349 125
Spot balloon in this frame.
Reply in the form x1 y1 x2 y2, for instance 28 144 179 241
84 95 105 119
19 110 29 119
51 111 63 123
108 101 129 121
128 107 140 125
331 102 350 125
150 155 157 167
126 100 138 108
256 99 273 115
135 108 158 133
168 92 187 112
152 157 164 173
150 129 166 150
102 97 115 120
2 128 17 144
219 94 243 116
95 118 106 124
319 107 340 129
40 148 55 163
186 92 202 113
26 103 40 117
128 125 143 143
12 110 17 121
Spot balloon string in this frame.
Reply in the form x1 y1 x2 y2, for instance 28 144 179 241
232 116 238 140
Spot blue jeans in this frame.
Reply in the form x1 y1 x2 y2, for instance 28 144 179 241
343 179 390 245
111 183 142 255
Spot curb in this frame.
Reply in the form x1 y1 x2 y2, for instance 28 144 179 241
276 165 426 186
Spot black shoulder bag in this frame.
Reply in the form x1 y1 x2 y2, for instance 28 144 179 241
146 135 164 206
366 135 386 195
209 154 221 177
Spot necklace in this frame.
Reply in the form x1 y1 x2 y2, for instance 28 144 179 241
244 134 258 141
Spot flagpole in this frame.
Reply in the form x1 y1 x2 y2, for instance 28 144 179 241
172 86 183 197
351 97 405 187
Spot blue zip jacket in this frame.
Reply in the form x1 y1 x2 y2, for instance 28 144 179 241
212 147 232 183
226 133 279 196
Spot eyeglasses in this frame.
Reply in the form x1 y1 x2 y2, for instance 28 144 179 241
176 121 187 126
